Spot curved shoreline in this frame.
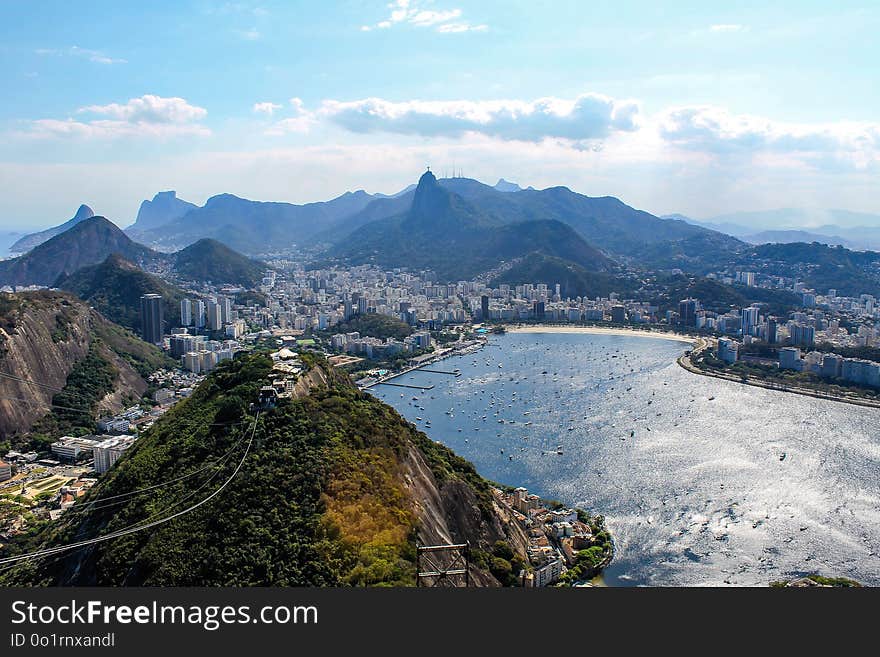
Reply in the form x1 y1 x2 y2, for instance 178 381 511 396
504 324 697 344
678 339 880 410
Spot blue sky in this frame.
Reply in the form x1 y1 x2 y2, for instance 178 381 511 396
1 0 879 230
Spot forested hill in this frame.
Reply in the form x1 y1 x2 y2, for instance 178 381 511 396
0 354 527 586
58 254 187 333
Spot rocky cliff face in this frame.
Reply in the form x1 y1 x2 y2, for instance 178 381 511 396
0 291 152 439
129 191 197 233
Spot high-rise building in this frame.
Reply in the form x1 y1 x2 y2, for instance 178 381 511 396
740 306 759 337
533 300 545 320
194 300 206 328
610 306 626 324
180 299 193 326
790 323 815 347
220 296 233 321
767 318 778 345
140 294 164 345
206 300 223 331
737 271 756 287
481 295 490 320
678 298 697 326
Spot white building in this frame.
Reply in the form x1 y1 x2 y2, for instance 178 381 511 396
93 435 137 474
50 436 101 461
532 558 564 587
180 298 193 326
194 300 206 328
717 338 739 364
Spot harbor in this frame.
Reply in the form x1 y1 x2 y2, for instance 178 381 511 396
370 330 880 586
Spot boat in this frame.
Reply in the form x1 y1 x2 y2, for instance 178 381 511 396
779 453 787 461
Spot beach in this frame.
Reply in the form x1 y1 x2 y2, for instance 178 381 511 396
505 324 697 344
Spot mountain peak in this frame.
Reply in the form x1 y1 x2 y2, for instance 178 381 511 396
130 190 196 233
410 169 451 221
74 204 95 220
494 178 522 193
417 169 438 188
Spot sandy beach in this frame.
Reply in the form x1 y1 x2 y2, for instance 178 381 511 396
505 324 697 344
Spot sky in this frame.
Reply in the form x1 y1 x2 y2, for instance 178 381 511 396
1 0 879 231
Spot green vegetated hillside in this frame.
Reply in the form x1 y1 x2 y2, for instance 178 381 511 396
172 238 266 287
740 242 880 297
0 354 524 586
654 274 803 315
0 217 159 288
58 254 187 333
491 253 638 299
333 312 412 340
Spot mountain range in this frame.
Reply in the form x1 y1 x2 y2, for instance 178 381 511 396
0 216 156 287
0 216 267 289
327 170 615 280
666 209 880 251
129 190 378 253
9 204 95 254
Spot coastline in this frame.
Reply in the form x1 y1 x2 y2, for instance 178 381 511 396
678 340 880 410
506 324 697 344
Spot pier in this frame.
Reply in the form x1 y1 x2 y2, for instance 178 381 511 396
373 381 435 390
418 369 461 376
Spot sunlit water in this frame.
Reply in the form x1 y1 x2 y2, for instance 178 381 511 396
370 331 880 586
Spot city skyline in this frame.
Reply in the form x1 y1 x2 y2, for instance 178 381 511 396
2 1 880 229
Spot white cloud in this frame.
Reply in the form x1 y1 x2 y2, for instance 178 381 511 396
409 9 461 26
314 93 641 142
709 24 747 33
658 105 880 170
263 97 314 135
35 45 127 64
362 0 486 34
80 95 207 123
436 22 488 33
237 27 261 40
26 95 209 139
253 102 282 115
